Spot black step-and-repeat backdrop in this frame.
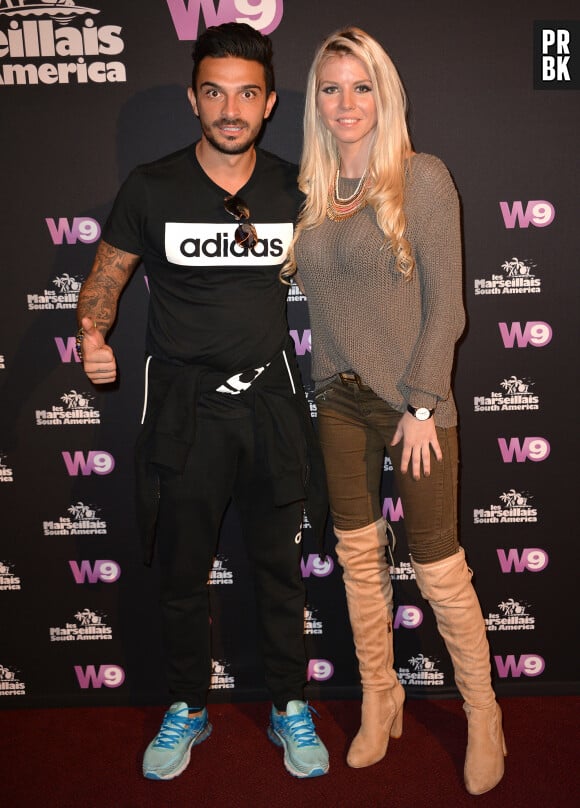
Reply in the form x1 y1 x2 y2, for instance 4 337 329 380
1 1 578 708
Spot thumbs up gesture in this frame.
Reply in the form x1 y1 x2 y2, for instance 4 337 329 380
80 316 117 384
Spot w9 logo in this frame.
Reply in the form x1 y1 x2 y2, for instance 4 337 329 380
497 548 549 573
498 321 552 348
494 654 545 678
300 554 334 578
166 0 284 39
74 665 125 689
46 217 101 245
69 560 121 584
382 497 404 522
307 659 334 682
62 451 115 476
499 201 555 229
497 437 550 463
289 329 311 356
393 605 423 629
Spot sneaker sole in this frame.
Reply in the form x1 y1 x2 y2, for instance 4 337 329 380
267 726 329 779
143 722 213 780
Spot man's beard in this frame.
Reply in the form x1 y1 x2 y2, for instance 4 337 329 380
201 118 262 155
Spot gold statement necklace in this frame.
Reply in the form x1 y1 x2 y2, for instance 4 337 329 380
326 166 371 221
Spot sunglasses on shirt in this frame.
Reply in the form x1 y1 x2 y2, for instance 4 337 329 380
224 194 258 249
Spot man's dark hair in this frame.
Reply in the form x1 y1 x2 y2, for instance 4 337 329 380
192 22 275 95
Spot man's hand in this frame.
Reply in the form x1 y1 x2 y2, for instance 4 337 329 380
80 316 117 384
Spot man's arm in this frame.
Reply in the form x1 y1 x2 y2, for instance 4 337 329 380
76 240 141 385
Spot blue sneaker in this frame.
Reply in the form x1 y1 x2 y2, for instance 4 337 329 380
267 700 329 778
143 702 212 780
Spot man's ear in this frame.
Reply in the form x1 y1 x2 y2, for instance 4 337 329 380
187 86 199 117
264 90 277 120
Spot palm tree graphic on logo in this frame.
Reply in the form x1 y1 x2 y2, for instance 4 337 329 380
500 376 530 395
499 489 530 508
60 390 92 409
498 599 527 616
53 274 82 293
67 502 96 520
501 257 531 277
74 609 102 626
410 654 436 671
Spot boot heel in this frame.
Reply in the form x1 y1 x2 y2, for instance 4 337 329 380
346 689 403 768
390 705 403 739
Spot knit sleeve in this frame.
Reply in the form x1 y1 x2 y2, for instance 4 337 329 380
399 156 466 410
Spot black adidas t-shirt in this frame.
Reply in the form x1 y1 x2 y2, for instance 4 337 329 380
103 144 302 372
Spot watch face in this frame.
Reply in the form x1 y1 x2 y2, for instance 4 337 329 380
415 407 431 421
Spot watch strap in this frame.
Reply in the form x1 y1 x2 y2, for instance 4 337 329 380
407 404 435 420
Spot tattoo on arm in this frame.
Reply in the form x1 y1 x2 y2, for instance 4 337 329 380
77 241 140 335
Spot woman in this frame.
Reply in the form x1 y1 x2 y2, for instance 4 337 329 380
285 27 506 795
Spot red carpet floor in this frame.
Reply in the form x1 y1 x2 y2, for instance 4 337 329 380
2 696 578 807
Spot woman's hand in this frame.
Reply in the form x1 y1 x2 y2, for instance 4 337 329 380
391 411 442 480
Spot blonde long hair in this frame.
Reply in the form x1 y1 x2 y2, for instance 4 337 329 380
283 27 414 280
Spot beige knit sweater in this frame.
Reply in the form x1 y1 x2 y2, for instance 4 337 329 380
295 153 465 428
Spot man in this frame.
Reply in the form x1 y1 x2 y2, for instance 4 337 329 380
76 23 328 781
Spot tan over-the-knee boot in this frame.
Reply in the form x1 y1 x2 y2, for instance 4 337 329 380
413 548 507 795
335 518 405 768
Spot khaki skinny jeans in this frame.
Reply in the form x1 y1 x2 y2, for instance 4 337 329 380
316 377 460 564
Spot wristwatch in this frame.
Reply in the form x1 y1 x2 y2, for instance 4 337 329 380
407 404 435 421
